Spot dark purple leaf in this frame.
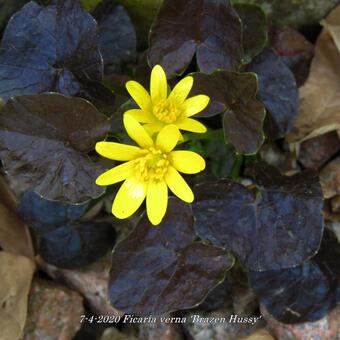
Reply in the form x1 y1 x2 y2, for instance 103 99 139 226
247 48 299 139
316 229 340 281
234 3 268 63
0 0 102 101
0 93 110 203
38 221 116 269
17 191 88 232
109 198 234 316
194 277 232 311
193 164 324 271
148 0 242 78
99 4 136 74
249 262 337 323
249 230 340 323
77 79 116 114
269 26 314 86
191 71 265 154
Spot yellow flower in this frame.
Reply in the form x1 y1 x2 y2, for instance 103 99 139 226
125 64 209 136
95 115 205 225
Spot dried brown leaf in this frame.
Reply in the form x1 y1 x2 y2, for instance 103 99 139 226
0 175 17 213
0 252 35 340
321 4 340 52
0 175 34 258
287 12 340 143
0 204 34 259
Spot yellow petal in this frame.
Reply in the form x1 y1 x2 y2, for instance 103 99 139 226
182 95 210 117
150 65 167 103
143 122 164 136
146 180 168 225
156 125 179 152
112 177 146 219
126 80 152 111
170 151 205 174
96 141 140 161
123 114 153 148
176 117 207 133
124 109 155 123
168 76 193 104
96 161 134 186
165 166 194 203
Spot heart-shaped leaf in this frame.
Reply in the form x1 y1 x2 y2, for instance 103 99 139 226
249 229 339 323
0 0 102 101
148 0 242 77
191 71 265 154
234 3 268 64
99 4 137 74
108 198 234 316
0 93 110 203
38 221 116 269
192 164 324 271
247 48 299 139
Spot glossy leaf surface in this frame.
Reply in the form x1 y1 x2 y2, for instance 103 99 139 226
0 0 102 100
109 198 234 316
0 93 109 203
247 49 299 139
191 71 265 154
193 164 324 271
148 0 242 77
249 230 339 323
38 221 116 269
99 5 136 74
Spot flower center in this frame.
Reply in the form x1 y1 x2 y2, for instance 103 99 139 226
153 99 182 123
134 147 170 182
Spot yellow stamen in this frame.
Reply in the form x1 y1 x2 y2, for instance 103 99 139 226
153 99 183 123
134 147 170 182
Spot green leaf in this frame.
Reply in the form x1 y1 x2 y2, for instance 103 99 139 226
0 0 28 31
185 133 237 181
80 0 102 11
